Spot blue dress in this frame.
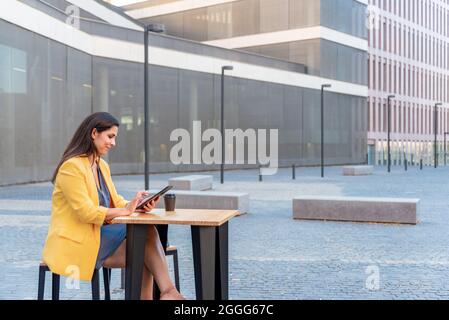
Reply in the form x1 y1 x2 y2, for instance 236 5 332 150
95 166 126 269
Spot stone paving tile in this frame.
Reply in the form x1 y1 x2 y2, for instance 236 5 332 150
1 165 449 299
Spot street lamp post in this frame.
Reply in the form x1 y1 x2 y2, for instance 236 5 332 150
321 84 331 178
387 95 395 173
434 102 442 168
143 23 165 190
220 65 233 184
144 25 150 190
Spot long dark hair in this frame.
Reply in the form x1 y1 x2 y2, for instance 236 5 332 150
51 112 120 184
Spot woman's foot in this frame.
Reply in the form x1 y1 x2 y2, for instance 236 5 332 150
160 286 186 300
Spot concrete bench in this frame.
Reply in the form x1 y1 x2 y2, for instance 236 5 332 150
168 175 213 191
151 189 249 215
342 165 374 176
293 196 418 224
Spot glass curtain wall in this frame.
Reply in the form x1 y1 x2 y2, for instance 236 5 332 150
243 39 368 85
142 0 366 41
0 19 367 185
0 19 92 185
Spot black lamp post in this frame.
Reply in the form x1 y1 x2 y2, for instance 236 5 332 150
321 84 331 178
144 25 150 190
387 95 395 173
220 65 233 184
434 102 442 168
143 23 165 190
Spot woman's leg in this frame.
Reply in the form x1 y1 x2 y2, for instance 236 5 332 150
102 240 154 300
140 266 153 300
102 227 183 300
144 225 184 299
102 240 126 269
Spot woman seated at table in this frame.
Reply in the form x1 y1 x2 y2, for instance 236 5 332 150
41 112 184 300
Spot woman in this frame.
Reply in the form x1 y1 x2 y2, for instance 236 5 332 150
42 112 184 300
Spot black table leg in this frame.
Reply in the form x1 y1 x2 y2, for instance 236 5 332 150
215 222 229 300
191 226 216 300
51 273 60 300
153 224 168 300
125 224 148 300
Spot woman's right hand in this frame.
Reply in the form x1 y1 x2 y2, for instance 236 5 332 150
124 191 149 215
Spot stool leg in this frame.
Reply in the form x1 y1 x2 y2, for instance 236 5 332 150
91 269 100 300
38 266 46 300
103 268 111 300
51 273 60 300
173 250 180 292
120 268 125 289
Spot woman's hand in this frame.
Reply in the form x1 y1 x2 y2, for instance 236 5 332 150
135 195 160 213
104 191 152 223
124 191 149 215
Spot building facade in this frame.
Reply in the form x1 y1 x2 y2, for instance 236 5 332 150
367 0 449 166
0 0 367 185
123 0 449 167
123 0 369 86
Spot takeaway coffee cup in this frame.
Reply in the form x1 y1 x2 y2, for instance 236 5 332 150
164 194 176 211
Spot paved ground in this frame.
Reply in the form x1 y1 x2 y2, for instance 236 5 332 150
1 164 449 300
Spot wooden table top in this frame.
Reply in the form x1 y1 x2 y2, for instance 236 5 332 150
111 208 239 227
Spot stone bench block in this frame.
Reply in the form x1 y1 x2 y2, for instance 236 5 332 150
169 175 213 191
150 189 249 215
342 165 374 176
293 196 418 224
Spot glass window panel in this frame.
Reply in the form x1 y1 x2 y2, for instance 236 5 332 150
231 0 260 37
302 88 320 162
183 8 208 41
66 48 92 145
179 69 214 127
320 40 338 80
289 0 320 28
321 0 367 39
259 0 289 33
290 40 320 76
320 0 337 30
45 40 67 166
148 65 179 165
92 57 145 171
207 3 233 40
0 44 12 93
258 43 290 61
281 86 302 163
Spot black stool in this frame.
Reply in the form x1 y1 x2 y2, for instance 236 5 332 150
39 245 180 300
165 245 180 292
37 262 110 300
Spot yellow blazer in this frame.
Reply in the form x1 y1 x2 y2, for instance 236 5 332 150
42 155 128 281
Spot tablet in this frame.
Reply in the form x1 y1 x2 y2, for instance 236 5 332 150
136 186 173 210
